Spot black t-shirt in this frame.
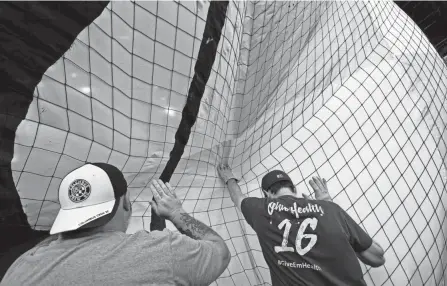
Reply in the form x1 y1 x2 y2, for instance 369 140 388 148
241 195 372 286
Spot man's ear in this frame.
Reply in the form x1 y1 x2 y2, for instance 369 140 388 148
123 194 131 211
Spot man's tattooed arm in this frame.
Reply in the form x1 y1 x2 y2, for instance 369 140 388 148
169 209 222 242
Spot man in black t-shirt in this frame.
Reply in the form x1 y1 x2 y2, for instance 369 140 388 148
218 165 385 286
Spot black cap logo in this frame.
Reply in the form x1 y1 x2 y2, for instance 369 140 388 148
68 179 91 203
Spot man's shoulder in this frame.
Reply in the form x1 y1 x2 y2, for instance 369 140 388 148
125 228 173 241
318 200 344 211
241 196 266 203
57 229 174 247
302 198 340 206
240 196 267 210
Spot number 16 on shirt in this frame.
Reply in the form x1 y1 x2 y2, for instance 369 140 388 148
275 218 318 256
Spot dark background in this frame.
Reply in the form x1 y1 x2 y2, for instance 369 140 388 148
395 1 447 59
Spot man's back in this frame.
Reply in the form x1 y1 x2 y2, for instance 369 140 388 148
241 196 372 286
1 228 227 286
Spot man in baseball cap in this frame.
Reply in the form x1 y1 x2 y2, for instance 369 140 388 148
50 162 130 234
260 170 297 198
2 163 233 286
217 164 384 285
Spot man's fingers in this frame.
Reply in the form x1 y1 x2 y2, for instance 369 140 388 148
149 200 159 215
150 184 161 201
314 177 325 190
308 180 314 189
314 177 327 191
155 180 178 199
165 182 176 196
152 180 166 197
157 179 169 192
309 179 318 191
158 179 174 196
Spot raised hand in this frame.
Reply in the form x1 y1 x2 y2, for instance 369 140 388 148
217 164 238 184
149 179 183 220
308 176 332 201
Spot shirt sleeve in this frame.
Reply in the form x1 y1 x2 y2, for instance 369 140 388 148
241 197 266 230
170 231 229 286
339 206 373 253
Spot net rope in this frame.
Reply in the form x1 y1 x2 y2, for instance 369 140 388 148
10 1 447 285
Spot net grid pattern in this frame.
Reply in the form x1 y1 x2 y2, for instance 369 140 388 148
9 1 447 285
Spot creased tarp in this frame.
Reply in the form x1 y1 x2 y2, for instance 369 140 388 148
0 1 109 278
151 1 229 231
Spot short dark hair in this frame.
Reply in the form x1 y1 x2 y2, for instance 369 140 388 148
265 180 296 196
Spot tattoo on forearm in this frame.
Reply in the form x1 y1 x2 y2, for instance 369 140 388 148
176 212 217 240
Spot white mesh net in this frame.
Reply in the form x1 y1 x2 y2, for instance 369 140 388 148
11 1 447 285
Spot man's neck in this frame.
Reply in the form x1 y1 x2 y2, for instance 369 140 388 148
275 188 303 198
60 224 124 239
60 227 101 239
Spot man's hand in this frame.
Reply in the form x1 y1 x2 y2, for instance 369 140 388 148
308 176 332 201
217 164 238 184
217 164 245 212
149 179 183 220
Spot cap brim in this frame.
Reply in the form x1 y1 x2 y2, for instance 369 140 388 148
50 200 115 235
264 178 292 191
